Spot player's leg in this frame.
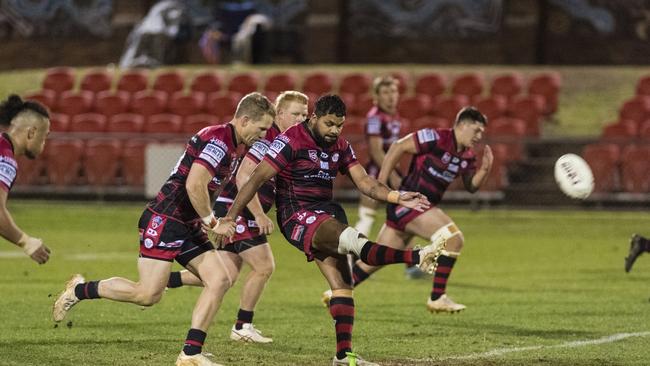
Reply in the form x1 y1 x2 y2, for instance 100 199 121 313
625 234 650 272
52 257 172 322
230 240 274 343
168 250 243 288
355 194 379 237
404 236 428 279
176 249 235 365
404 208 465 313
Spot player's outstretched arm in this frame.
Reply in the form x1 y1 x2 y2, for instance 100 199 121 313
348 164 430 212
377 133 418 186
236 155 274 235
187 163 236 239
227 160 278 222
463 145 494 193
0 189 50 264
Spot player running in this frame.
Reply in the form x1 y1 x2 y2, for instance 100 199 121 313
52 92 275 366
324 106 493 314
0 95 51 264
218 95 445 366
167 91 309 344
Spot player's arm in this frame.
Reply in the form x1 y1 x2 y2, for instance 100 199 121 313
236 155 274 234
462 145 494 193
376 133 418 186
227 160 278 221
186 163 235 236
348 163 429 212
0 189 50 264
369 136 402 189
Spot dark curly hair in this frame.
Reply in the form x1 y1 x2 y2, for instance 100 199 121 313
0 94 50 126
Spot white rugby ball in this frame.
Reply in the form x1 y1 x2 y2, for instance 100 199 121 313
554 154 594 200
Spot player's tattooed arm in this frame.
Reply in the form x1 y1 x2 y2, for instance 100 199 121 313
236 156 274 234
349 164 430 211
227 160 278 221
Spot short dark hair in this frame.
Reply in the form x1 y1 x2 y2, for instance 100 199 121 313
0 94 50 126
235 92 276 120
455 106 487 126
314 94 346 118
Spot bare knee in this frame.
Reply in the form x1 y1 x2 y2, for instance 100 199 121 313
251 260 275 280
447 234 464 252
135 288 164 306
203 273 234 292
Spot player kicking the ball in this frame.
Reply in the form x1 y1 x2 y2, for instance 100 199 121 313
324 106 493 314
53 93 275 366
217 95 445 366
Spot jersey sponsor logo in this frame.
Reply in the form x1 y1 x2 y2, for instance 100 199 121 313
143 238 154 249
452 157 460 164
236 224 246 234
199 142 227 168
417 129 437 144
146 228 158 237
248 220 258 228
306 215 316 224
249 141 269 160
448 163 459 173
461 160 468 168
389 120 401 136
297 211 307 221
151 215 164 229
0 160 16 187
427 166 455 183
394 205 411 218
209 137 228 151
332 153 339 162
303 170 333 181
277 134 290 143
320 152 328 159
320 161 329 169
291 224 305 241
367 116 381 134
158 239 184 248
308 149 318 162
442 152 451 164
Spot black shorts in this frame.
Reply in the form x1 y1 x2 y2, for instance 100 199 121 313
213 201 268 253
278 202 348 261
138 208 214 267
218 235 268 254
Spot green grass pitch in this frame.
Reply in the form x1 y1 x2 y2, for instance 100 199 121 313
0 201 649 365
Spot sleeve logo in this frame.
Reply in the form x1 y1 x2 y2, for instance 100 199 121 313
367 116 381 134
249 141 269 160
0 161 17 187
199 142 226 167
417 129 437 143
267 140 286 158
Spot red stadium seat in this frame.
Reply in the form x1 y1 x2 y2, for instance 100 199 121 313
70 113 107 132
414 72 447 99
94 91 129 118
47 140 84 186
121 140 148 186
15 155 45 186
412 116 451 131
145 114 182 133
205 92 240 120
49 113 70 132
640 120 650 139
107 113 145 133
80 70 113 94
490 73 524 101
350 94 374 117
168 92 205 117
488 117 526 138
508 95 544 137
190 72 223 95
83 139 121 186
339 73 371 96
451 72 485 102
476 95 507 121
619 96 650 124
478 143 509 190
228 73 260 95
183 114 221 134
398 95 431 121
24 90 56 110
582 143 621 192
56 91 93 117
635 75 650 96
302 72 334 95
433 95 470 122
117 69 149 96
131 90 167 118
601 120 638 140
389 71 409 94
527 72 561 115
264 72 297 93
621 145 650 193
153 71 185 97
343 118 366 137
42 67 75 95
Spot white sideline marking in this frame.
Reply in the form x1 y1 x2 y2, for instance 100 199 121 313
408 331 650 362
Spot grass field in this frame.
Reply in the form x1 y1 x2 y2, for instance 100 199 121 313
0 201 648 365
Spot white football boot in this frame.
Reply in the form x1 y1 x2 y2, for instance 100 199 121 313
175 351 224 366
321 289 333 307
417 236 447 274
426 294 466 313
332 352 379 366
52 274 85 322
230 323 272 343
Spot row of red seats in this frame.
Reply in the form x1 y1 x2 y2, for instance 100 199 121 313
583 143 650 193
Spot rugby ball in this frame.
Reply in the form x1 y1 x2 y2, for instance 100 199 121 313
554 154 594 200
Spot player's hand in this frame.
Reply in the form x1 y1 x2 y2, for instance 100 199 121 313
254 213 274 235
203 217 235 247
398 191 430 212
30 242 51 264
19 234 50 264
481 145 494 173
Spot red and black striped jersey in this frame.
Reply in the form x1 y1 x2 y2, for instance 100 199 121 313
0 134 17 192
148 123 243 223
365 106 401 153
401 128 477 205
263 121 359 220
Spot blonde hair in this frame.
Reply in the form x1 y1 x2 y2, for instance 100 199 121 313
235 92 276 120
372 76 399 96
274 90 308 111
